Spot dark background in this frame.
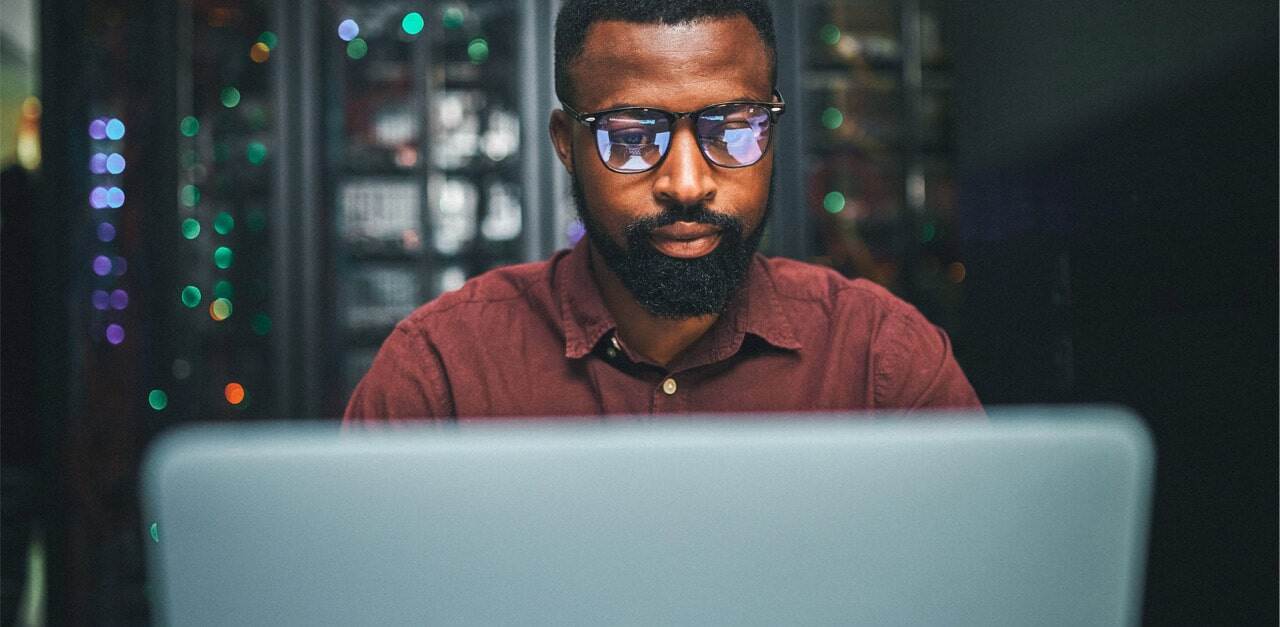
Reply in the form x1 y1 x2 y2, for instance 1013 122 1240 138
2 0 1276 624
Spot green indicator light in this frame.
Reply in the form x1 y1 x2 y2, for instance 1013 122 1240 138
246 209 266 233
214 246 233 269
442 7 464 29
181 218 201 240
149 522 160 543
214 212 235 235
819 24 841 46
180 184 200 207
180 285 202 308
821 107 844 130
921 221 937 243
346 38 368 60
402 11 424 35
467 38 489 63
220 87 241 108
148 389 168 411
258 31 278 50
214 280 234 299
823 191 846 214
180 116 200 137
247 106 268 131
246 141 267 165
251 312 272 336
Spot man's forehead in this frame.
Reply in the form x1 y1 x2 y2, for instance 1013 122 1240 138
568 16 772 111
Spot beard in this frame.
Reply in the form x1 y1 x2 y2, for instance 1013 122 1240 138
570 163 772 319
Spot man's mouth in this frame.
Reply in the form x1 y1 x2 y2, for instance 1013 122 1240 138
648 221 723 259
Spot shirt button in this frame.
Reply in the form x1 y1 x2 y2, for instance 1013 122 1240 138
661 378 678 395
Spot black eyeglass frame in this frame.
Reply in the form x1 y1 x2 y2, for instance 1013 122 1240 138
559 89 787 173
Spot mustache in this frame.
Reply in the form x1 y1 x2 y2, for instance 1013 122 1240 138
624 205 745 238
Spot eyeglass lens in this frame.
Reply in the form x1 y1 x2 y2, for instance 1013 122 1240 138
592 103 774 173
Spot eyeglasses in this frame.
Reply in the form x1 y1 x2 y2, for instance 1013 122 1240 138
560 90 786 174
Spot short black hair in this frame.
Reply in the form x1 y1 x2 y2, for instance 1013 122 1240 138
554 0 777 106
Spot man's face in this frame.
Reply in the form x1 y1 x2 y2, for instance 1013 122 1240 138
551 16 776 317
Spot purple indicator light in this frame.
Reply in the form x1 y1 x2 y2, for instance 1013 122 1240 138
90 187 109 209
105 324 125 345
112 256 127 276
97 222 116 242
110 289 129 310
106 153 126 174
92 290 110 310
92 255 112 276
105 119 125 140
90 153 108 174
89 119 108 140
106 187 125 208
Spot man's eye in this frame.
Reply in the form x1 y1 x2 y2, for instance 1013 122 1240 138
613 131 653 145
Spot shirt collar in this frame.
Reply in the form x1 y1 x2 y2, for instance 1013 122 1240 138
556 236 802 361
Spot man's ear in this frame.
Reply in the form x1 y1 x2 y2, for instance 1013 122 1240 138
548 109 575 176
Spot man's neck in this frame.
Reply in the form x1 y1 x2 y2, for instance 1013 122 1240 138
588 245 718 368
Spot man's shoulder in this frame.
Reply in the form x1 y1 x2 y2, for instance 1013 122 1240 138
396 255 560 332
760 255 913 318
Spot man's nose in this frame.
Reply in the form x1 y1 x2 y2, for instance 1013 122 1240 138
652 123 716 208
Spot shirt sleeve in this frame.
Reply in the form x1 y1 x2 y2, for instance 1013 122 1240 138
872 303 983 414
343 323 454 426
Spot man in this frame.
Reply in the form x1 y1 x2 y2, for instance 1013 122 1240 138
345 0 980 422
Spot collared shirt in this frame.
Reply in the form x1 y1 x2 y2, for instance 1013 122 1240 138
344 238 982 423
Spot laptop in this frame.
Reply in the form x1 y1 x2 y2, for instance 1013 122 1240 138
141 406 1153 626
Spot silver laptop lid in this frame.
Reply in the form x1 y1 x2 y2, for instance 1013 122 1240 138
142 407 1153 626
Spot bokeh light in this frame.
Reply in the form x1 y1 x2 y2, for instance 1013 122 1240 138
90 187 109 209
210 297 233 321
214 212 235 235
819 24 841 46
947 261 967 283
823 191 846 213
246 141 267 165
172 358 192 380
214 246 233 269
251 312 272 336
93 255 112 276
90 153 108 174
148 389 168 410
442 7 464 29
920 221 937 243
97 222 116 242
338 19 359 41
257 31 278 50
88 119 108 140
105 118 125 140
92 290 110 310
346 38 368 60
224 382 246 405
213 280 234 299
246 209 266 233
180 116 200 137
180 285 202 308
181 218 201 239
467 38 489 63
105 323 125 345
106 153 126 174
250 42 270 63
821 107 844 130
402 12 424 35
106 187 125 208
112 256 127 276
220 87 241 108
110 289 129 310
180 184 200 207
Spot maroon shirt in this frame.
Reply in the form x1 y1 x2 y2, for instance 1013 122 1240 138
344 238 981 423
